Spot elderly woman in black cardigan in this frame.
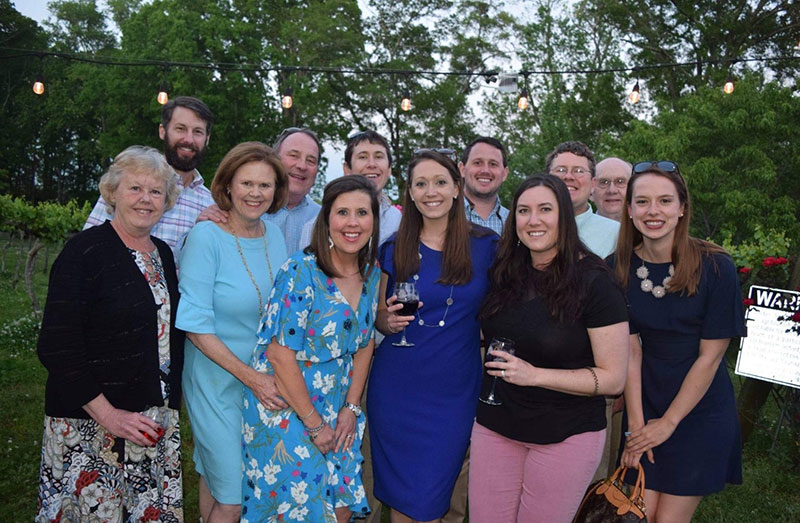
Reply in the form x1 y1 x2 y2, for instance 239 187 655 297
36 146 185 522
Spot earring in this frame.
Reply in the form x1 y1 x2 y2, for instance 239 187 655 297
679 213 684 217
629 215 632 219
328 235 334 250
453 194 457 200
516 239 521 247
368 236 373 252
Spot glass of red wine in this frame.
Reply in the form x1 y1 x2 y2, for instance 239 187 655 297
140 407 168 444
392 281 419 347
479 337 516 405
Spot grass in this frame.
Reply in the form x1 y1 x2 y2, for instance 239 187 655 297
1 236 798 522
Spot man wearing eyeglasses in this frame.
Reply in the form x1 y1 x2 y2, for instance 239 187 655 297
592 157 632 222
196 127 323 255
545 141 619 258
458 137 510 235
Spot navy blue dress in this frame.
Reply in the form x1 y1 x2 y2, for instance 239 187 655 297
621 252 745 496
367 233 496 520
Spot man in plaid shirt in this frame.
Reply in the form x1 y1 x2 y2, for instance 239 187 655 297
83 96 215 264
459 136 510 236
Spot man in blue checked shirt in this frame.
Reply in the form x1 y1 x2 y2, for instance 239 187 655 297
83 96 215 265
458 136 510 235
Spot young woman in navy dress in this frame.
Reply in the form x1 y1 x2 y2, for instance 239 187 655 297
615 162 745 522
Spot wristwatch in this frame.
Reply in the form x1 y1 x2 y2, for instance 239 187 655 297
343 402 362 416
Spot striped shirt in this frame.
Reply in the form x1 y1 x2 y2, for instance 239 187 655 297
83 170 213 263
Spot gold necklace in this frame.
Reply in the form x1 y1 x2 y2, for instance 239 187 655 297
232 223 274 318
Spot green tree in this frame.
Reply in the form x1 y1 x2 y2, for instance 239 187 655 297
612 74 800 246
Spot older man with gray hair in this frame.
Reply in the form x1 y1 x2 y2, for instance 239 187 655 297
592 157 632 222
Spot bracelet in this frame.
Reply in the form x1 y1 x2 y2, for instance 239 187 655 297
298 407 315 421
586 366 599 396
307 421 325 435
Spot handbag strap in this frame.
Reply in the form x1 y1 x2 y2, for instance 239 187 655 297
629 463 646 508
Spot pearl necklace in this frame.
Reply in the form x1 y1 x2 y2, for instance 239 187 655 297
636 261 674 299
232 224 274 318
412 246 454 328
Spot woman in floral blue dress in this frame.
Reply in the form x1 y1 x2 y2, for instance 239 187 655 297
242 176 381 523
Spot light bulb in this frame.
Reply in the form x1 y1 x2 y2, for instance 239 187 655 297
400 95 412 112
723 79 734 94
281 87 293 109
157 91 168 105
33 76 45 95
628 82 640 104
517 89 529 111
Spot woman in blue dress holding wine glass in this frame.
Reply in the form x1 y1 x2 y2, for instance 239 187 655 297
368 149 497 522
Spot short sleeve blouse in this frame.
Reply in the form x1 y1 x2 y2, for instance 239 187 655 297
478 258 628 444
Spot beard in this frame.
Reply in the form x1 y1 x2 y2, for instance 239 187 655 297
163 133 206 172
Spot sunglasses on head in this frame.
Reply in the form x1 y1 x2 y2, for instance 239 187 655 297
413 147 457 161
632 161 680 175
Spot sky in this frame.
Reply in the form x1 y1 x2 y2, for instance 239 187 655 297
15 0 55 23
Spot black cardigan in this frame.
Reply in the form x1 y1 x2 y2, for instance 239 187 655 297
38 221 184 418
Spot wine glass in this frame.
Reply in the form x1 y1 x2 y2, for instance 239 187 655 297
392 282 419 347
479 337 516 405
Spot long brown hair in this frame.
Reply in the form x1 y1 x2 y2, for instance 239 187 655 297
480 174 606 322
394 150 474 285
614 167 727 295
306 176 380 279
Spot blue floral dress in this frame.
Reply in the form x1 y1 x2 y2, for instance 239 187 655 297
242 252 380 522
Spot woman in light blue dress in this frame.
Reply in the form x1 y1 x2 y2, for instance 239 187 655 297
241 175 381 523
177 142 289 522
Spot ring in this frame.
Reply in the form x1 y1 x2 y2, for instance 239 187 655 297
501 370 505 378
346 434 353 439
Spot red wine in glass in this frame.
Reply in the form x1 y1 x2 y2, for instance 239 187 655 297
479 337 515 405
141 426 166 443
398 299 420 316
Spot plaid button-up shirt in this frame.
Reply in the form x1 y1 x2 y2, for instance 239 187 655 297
464 196 509 235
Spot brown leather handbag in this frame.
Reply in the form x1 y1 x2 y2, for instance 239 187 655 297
572 464 647 523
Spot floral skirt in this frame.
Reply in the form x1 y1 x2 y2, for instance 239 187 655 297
36 406 183 522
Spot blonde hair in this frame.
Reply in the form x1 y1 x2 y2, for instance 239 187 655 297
99 145 178 213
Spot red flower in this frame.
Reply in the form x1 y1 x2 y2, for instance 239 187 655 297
762 257 776 267
742 298 755 307
791 312 800 322
279 419 289 429
738 267 751 274
394 204 403 211
775 257 789 265
142 506 162 521
73 469 99 496
270 490 278 498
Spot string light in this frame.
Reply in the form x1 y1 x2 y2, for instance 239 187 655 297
400 89 412 111
157 81 169 105
281 87 293 109
628 81 640 104
32 75 45 95
723 76 735 94
517 74 529 111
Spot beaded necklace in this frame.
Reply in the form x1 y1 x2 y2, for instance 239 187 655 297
413 246 455 328
636 260 674 299
232 223 274 318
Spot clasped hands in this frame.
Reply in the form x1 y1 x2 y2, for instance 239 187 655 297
621 417 677 467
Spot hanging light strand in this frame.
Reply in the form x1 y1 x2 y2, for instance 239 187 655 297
517 73 529 111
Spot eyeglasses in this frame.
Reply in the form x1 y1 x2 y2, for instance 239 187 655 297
595 177 629 189
413 147 457 161
632 161 680 175
551 166 591 177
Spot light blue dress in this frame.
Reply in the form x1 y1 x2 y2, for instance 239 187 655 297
177 220 287 504
241 252 380 522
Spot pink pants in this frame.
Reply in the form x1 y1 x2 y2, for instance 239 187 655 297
468 422 605 523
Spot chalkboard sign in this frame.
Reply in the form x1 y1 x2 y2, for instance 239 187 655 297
735 285 800 389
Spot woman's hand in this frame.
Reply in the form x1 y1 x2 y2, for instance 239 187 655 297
98 407 160 447
485 351 536 387
624 417 675 460
333 408 357 453
248 371 289 410
310 424 336 454
384 295 423 334
620 445 652 468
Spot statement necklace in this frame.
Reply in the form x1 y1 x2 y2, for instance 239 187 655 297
232 224 274 318
636 260 674 299
413 246 455 328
